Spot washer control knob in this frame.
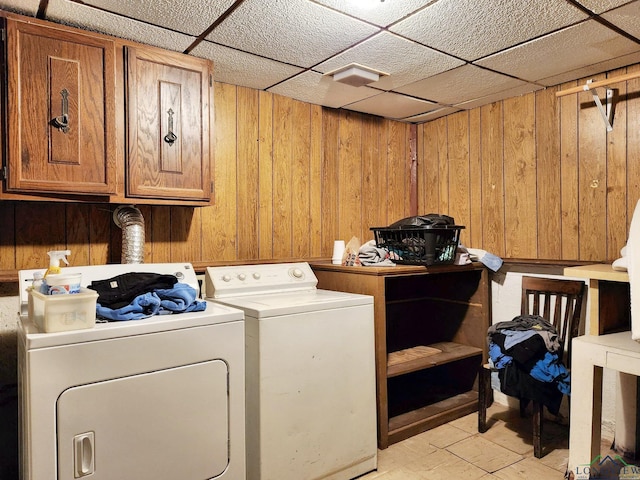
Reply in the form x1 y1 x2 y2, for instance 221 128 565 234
222 274 232 282
253 272 261 280
238 273 246 281
174 271 185 280
291 268 304 279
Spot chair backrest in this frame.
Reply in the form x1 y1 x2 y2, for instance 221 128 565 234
520 276 586 368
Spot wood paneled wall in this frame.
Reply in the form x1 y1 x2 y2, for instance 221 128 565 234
3 61 640 278
0 84 411 277
418 64 640 262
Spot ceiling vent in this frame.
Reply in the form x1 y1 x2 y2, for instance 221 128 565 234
327 63 388 87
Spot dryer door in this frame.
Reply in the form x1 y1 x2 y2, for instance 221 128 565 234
57 360 229 479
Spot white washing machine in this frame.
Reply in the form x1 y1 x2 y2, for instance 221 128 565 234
17 263 246 480
205 262 377 480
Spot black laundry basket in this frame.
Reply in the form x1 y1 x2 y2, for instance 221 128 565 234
370 224 464 266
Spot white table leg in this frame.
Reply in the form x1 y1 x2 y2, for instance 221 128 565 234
615 372 638 455
569 339 603 476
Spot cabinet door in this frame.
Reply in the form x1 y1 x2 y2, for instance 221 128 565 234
5 19 116 195
126 46 212 201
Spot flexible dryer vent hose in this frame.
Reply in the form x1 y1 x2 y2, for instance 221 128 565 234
113 205 145 264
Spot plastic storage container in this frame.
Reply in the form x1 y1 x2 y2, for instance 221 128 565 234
28 287 98 333
43 272 82 294
370 224 464 266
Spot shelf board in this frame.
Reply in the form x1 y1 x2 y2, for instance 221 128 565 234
385 295 484 307
387 342 482 378
388 390 478 445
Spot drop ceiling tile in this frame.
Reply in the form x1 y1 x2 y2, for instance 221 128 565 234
11 0 639 125
395 65 529 105
573 0 636 14
206 0 379 68
0 0 38 15
390 0 588 61
45 0 195 52
64 0 236 36
311 0 432 27
267 71 379 108
475 20 640 83
537 50 640 86
601 1 640 37
191 41 304 90
402 107 462 123
344 92 439 120
454 83 544 110
315 32 464 90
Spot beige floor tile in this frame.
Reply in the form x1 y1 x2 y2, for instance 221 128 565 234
397 430 441 456
372 450 406 475
410 423 474 449
446 435 523 473
537 436 569 472
405 447 488 480
478 419 534 456
356 468 387 480
486 402 523 421
450 404 521 434
356 464 417 480
541 418 570 441
482 403 570 456
491 456 566 480
375 439 436 474
370 466 428 480
448 411 479 434
357 404 579 480
484 404 544 433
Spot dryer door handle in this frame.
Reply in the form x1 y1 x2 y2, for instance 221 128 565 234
74 432 95 477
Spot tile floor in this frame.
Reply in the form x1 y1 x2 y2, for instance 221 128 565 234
357 403 617 480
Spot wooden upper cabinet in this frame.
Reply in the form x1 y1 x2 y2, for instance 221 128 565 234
4 18 116 195
125 45 212 202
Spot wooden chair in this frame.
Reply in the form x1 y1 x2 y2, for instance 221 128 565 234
477 276 586 458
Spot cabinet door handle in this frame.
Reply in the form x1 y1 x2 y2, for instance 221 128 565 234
163 108 177 146
51 88 70 133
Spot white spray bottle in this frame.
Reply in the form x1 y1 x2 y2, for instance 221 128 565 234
42 250 81 294
44 250 71 278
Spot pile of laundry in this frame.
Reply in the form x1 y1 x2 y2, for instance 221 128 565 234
88 272 206 321
358 240 399 266
487 315 570 415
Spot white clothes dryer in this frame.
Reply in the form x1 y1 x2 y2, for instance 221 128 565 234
17 263 246 480
205 262 377 480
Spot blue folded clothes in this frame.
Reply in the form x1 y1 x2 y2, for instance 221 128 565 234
96 292 161 321
96 283 206 321
156 283 207 313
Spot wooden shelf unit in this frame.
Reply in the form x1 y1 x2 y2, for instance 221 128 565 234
311 262 490 449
